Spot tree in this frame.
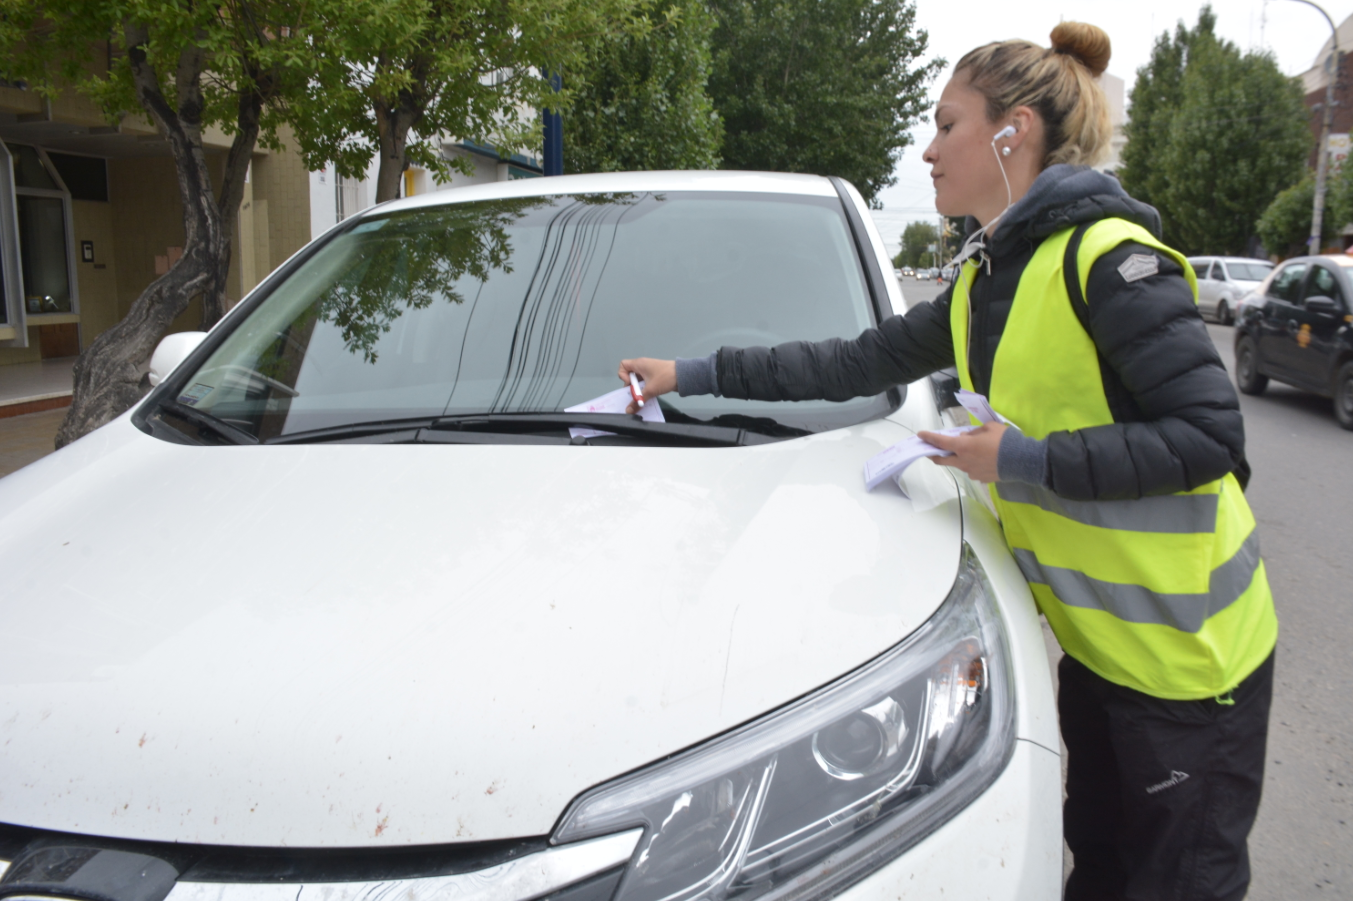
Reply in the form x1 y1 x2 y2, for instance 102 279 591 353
1328 160 1353 238
706 0 941 206
897 220 936 269
298 0 645 203
1118 8 1215 236
0 0 327 446
564 0 723 173
1121 6 1310 255
1258 171 1339 258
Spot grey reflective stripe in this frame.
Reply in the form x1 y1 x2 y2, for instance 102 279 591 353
1013 529 1262 633
996 482 1219 534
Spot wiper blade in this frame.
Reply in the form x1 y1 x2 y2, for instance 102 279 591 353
658 408 812 439
157 401 259 446
263 418 436 445
432 413 776 446
265 413 789 447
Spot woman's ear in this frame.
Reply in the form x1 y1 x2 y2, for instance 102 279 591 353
1002 107 1037 152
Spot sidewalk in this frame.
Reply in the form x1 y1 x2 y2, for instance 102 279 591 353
0 408 64 478
0 357 77 417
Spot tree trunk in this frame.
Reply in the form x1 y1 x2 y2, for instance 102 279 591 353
373 75 424 203
202 89 264 327
374 104 407 202
54 28 264 448
53 26 248 446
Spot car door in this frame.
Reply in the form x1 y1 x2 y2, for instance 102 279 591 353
1212 259 1233 319
1191 259 1216 316
1289 263 1350 392
1256 261 1308 379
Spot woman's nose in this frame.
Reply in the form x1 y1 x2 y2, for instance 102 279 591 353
922 139 938 164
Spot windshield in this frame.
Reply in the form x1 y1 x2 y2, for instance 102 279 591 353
1226 262 1272 282
159 191 888 442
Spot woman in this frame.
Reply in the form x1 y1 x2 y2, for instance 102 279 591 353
618 23 1277 901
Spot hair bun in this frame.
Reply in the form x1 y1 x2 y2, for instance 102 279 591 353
1050 22 1110 77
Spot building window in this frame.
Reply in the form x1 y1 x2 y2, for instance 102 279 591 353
47 151 109 202
17 195 70 313
4 143 78 315
335 173 359 222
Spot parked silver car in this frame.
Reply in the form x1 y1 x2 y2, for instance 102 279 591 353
1186 256 1273 325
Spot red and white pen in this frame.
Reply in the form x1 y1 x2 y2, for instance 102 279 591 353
629 373 645 409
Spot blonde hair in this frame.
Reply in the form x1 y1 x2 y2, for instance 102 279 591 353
954 22 1113 168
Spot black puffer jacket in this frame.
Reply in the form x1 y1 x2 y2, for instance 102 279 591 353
714 166 1245 502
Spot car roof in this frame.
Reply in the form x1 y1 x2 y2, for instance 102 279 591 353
1277 254 1353 269
367 170 839 217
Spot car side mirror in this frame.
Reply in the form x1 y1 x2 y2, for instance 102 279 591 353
147 332 208 387
1305 296 1341 316
929 367 961 412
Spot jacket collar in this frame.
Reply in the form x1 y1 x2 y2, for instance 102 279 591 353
964 165 1162 260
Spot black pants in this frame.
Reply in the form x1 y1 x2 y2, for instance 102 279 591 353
1060 651 1275 901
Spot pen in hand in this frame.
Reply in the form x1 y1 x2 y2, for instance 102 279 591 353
629 373 645 409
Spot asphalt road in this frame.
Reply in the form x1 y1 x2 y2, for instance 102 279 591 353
899 275 1353 898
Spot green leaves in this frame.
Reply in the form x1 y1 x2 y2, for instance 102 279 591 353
293 0 650 200
896 220 936 269
1255 173 1336 257
706 0 941 206
1120 5 1310 256
564 0 724 173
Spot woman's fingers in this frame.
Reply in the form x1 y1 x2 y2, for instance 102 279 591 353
619 358 678 413
917 424 1006 483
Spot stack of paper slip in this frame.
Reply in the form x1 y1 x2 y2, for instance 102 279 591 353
862 426 977 492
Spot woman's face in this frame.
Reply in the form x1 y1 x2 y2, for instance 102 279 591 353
923 74 1018 225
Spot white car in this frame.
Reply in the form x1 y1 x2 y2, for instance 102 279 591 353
1186 256 1273 325
0 171 1061 900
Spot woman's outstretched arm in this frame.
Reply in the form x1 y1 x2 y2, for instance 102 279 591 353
619 291 957 413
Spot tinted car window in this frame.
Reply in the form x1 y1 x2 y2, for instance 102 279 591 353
1226 262 1272 282
165 191 885 441
1308 265 1344 305
1268 263 1307 302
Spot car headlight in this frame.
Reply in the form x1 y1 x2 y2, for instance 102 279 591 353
551 545 1015 901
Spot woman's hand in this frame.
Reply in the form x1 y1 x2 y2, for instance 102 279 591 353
918 423 1007 483
618 358 678 414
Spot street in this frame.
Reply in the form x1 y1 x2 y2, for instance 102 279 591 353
902 276 1353 899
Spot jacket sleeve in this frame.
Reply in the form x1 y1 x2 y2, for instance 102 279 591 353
716 290 957 402
1045 243 1245 501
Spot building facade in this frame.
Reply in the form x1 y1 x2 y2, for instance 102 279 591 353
1 82 541 373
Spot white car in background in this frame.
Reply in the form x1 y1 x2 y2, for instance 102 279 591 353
0 172 1061 900
1186 256 1273 324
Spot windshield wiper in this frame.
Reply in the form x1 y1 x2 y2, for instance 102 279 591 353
156 400 259 446
430 413 776 446
656 407 813 440
267 412 781 447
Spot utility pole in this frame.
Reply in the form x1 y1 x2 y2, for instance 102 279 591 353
543 72 563 177
1286 0 1340 254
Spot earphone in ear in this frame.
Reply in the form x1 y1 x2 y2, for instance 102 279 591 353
992 125 1017 142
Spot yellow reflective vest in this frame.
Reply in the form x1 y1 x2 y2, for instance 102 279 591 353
951 218 1278 700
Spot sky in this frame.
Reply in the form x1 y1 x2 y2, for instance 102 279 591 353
871 0 1353 259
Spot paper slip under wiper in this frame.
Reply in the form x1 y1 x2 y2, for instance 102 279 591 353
565 382 664 439
863 389 1008 494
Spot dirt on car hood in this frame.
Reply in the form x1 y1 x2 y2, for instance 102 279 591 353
0 415 961 848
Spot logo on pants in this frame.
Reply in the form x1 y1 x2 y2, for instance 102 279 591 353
1145 770 1190 795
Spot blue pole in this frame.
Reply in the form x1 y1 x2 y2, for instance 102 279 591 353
543 72 563 176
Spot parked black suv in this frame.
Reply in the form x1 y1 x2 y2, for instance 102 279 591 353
1234 254 1353 429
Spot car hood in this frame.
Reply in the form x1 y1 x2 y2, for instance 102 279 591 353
0 416 961 848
